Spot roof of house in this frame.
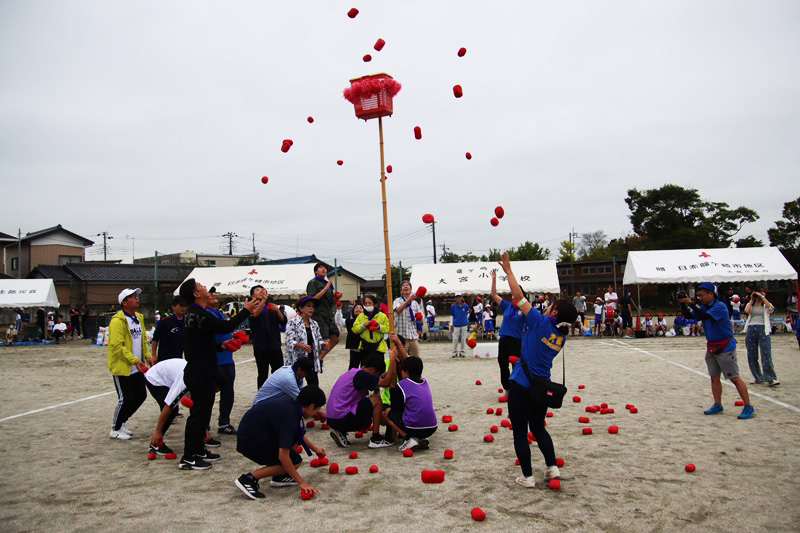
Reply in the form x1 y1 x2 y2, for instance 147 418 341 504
259 255 366 282
0 231 17 242
29 263 192 283
7 225 94 247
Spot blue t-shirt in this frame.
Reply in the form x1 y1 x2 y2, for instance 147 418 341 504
688 299 736 352
450 302 470 327
509 308 565 386
674 316 686 328
207 308 234 365
498 299 525 339
253 365 303 405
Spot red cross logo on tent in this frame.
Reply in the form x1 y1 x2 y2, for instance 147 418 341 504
698 252 710 258
248 269 258 275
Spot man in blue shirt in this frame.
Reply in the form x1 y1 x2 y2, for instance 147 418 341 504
449 293 470 358
253 358 314 405
208 287 240 435
680 282 754 419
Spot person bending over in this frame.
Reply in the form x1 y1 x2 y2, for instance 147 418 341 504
383 356 437 453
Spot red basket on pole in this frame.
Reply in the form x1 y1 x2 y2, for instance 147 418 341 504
344 73 401 121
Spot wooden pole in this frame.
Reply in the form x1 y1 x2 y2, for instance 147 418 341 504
378 116 395 335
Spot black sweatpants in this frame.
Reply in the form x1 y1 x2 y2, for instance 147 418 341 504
144 380 181 436
254 349 283 389
497 336 521 391
348 350 365 370
217 364 236 427
111 373 147 431
183 376 215 459
508 381 556 477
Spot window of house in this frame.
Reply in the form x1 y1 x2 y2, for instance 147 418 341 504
58 255 81 265
558 267 574 276
597 265 613 274
11 257 18 271
581 266 596 275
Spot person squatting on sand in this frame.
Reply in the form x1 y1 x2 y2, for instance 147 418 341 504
679 282 755 419
497 253 579 489
177 278 260 471
234 385 328 500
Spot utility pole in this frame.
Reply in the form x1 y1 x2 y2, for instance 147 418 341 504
222 232 237 255
154 251 159 314
17 228 22 278
252 233 256 262
431 221 437 264
96 232 113 261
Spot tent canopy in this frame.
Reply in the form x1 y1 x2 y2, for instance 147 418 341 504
0 279 60 308
174 265 317 298
622 247 798 286
410 261 560 296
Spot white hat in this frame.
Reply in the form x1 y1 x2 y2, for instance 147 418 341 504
118 288 142 305
455 292 463 297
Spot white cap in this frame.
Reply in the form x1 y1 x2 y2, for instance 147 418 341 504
455 292 462 297
118 288 142 305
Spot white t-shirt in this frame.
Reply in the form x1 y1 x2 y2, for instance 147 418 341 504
426 304 436 318
473 303 483 316
145 359 188 406
643 318 653 327
52 323 67 332
126 314 143 374
594 303 603 315
657 318 667 327
731 295 741 312
483 310 492 322
604 292 618 310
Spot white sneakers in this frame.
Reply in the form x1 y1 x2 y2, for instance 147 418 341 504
515 476 536 488
545 465 561 481
398 437 418 452
109 428 131 440
109 424 133 440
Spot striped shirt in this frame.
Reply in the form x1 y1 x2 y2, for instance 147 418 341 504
393 297 421 339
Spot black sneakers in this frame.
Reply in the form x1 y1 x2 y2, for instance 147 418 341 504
204 437 222 448
196 449 221 461
330 430 350 448
270 475 297 487
235 473 265 499
218 424 237 435
178 456 212 470
149 442 174 455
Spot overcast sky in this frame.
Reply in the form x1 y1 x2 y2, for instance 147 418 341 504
1 1 798 279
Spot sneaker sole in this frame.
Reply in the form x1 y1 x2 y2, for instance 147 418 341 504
329 431 349 448
270 481 297 488
197 455 221 462
109 433 131 440
234 479 260 500
368 441 394 449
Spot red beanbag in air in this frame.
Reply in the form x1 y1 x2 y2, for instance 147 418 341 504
374 38 385 51
414 126 422 140
458 47 467 57
453 85 463 98
415 286 427 298
347 8 359 18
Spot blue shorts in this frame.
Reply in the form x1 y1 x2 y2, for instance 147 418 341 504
416 321 423 332
484 320 494 331
595 313 602 323
733 311 740 320
427 316 435 327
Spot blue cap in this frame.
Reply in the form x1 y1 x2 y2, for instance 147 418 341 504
697 282 717 296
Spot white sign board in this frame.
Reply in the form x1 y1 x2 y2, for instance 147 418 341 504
175 265 316 298
0 279 60 308
622 247 797 285
410 261 560 296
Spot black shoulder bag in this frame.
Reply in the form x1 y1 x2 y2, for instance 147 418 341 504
520 347 568 409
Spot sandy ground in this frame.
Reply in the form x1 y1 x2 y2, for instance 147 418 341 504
1 332 799 532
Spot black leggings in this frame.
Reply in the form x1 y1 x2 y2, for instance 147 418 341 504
255 349 284 389
348 350 365 370
111 373 147 431
144 381 179 435
508 381 556 477
183 376 215 459
217 364 236 427
497 336 521 391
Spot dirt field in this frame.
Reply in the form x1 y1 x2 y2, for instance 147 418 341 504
1 333 799 532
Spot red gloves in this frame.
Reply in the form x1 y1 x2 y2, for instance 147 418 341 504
367 320 380 332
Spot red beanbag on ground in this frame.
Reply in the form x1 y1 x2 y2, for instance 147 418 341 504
548 479 561 490
498 396 508 403
487 408 495 414
403 449 414 457
448 424 458 432
329 463 339 474
471 508 486 521
483 435 494 443
369 465 379 473
346 466 358 475
582 428 593 435
444 449 454 459
556 457 565 467
442 415 452 423
608 425 619 434
579 416 590 423
490 426 498 433
685 464 696 473
300 488 314 500
421 469 445 483
349 452 358 459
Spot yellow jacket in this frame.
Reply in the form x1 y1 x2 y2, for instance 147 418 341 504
352 312 390 352
108 310 148 376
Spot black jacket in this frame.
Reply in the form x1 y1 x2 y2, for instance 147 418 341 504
184 304 250 382
250 305 287 352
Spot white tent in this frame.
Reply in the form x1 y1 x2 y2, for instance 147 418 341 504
409 261 560 296
174 265 316 298
0 279 60 308
622 247 798 285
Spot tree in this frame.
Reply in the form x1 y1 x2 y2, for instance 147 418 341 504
735 236 764 248
440 250 480 263
625 185 759 249
768 196 800 271
579 233 646 261
557 240 576 262
578 230 608 259
481 241 551 261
